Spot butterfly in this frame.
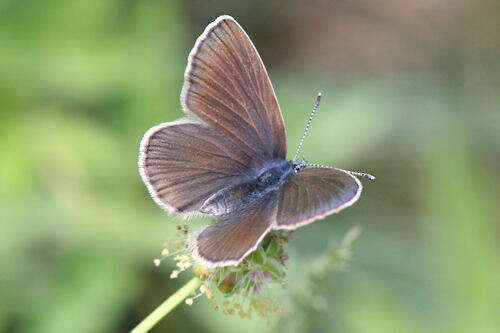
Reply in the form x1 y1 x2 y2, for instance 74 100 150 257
138 15 374 267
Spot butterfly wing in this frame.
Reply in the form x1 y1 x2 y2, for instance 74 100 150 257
190 192 277 267
181 15 287 166
275 167 362 229
139 119 253 215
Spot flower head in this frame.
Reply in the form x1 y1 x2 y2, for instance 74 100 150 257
154 225 293 319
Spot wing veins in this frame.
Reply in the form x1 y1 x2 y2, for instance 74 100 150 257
188 72 269 152
189 90 267 161
211 29 272 153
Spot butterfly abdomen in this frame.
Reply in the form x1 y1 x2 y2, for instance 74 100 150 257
199 159 293 217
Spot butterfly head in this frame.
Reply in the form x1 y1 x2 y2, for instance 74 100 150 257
292 158 307 173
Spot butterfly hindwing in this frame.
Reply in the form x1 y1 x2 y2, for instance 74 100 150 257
276 167 362 229
190 192 278 267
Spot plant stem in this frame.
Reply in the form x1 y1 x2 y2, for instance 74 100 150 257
131 277 202 333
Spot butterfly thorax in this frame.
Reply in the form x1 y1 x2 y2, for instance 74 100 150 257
199 159 294 217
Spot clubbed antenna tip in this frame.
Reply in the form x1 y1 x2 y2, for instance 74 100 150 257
348 171 376 180
294 92 323 161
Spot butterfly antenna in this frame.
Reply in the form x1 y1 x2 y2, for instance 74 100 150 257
294 92 322 161
306 162 376 180
348 171 376 180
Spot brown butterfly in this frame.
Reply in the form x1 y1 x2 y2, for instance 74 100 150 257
138 15 374 267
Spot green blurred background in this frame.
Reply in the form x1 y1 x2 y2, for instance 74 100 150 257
1 0 498 332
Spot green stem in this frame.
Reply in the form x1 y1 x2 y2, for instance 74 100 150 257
131 277 202 333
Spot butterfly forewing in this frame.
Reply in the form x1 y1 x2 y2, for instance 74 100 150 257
139 120 251 214
181 15 287 165
276 167 362 229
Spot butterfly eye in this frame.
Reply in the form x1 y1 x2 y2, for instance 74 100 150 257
293 160 306 173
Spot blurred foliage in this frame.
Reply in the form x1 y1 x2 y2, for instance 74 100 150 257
0 0 498 332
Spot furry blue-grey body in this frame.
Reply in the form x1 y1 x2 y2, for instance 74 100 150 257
200 159 295 217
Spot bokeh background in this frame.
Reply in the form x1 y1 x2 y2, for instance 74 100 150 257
1 0 498 332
